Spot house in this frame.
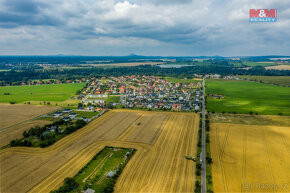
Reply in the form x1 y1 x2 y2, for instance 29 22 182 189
81 117 88 122
107 171 115 178
84 188 95 193
68 113 77 119
87 106 94 111
54 112 62 118
62 116 70 121
49 126 57 132
63 109 72 113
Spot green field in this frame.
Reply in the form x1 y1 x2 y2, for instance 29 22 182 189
206 80 290 115
164 77 202 84
106 95 120 104
237 75 290 87
53 146 135 193
242 61 277 67
72 111 100 118
0 83 85 103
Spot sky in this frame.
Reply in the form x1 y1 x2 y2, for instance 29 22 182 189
0 0 289 56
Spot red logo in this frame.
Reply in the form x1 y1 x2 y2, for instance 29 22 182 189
249 9 277 18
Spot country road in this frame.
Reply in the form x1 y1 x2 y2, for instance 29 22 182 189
201 78 206 193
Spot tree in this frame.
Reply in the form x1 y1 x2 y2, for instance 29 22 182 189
23 131 29 138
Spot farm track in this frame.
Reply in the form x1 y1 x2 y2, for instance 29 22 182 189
0 110 199 193
211 123 290 193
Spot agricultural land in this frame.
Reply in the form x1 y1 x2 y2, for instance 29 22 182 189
210 122 290 193
0 110 199 193
0 104 58 129
0 83 85 104
206 80 290 115
237 75 290 87
265 64 290 70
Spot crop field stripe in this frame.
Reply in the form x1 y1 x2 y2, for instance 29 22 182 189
262 129 276 192
241 126 247 193
167 115 191 192
280 135 290 156
149 115 181 191
216 125 229 193
141 115 177 192
116 114 143 141
149 114 169 145
163 115 186 192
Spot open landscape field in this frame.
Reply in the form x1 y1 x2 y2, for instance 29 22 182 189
237 76 290 87
242 61 277 67
210 123 290 193
0 83 85 103
206 80 290 115
0 104 58 130
0 110 198 193
265 64 290 70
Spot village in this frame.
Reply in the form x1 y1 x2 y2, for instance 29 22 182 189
81 75 203 111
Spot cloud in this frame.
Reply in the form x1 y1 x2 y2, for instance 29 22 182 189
0 0 289 56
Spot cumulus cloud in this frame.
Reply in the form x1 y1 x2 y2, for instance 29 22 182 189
0 0 289 56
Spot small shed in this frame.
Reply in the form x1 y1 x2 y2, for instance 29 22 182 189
107 171 115 178
84 188 95 193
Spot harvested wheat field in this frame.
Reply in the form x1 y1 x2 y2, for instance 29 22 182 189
0 110 199 193
0 104 58 130
265 64 290 70
0 120 52 147
211 123 290 193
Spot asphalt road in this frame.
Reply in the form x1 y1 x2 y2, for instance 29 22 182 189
201 78 206 193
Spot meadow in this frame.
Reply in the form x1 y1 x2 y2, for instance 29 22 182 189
237 75 290 87
206 80 290 115
242 61 277 67
0 83 85 103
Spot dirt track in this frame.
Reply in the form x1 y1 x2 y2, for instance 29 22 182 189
0 110 199 193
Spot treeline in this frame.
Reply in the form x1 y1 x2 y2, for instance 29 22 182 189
10 119 87 148
1 64 289 85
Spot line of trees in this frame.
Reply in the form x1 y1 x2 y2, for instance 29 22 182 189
10 119 87 148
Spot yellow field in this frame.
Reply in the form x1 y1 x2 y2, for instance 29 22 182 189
0 110 199 193
211 123 290 193
0 104 58 130
265 64 290 70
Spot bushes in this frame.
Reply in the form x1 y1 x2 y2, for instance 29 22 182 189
10 139 31 147
51 178 78 193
